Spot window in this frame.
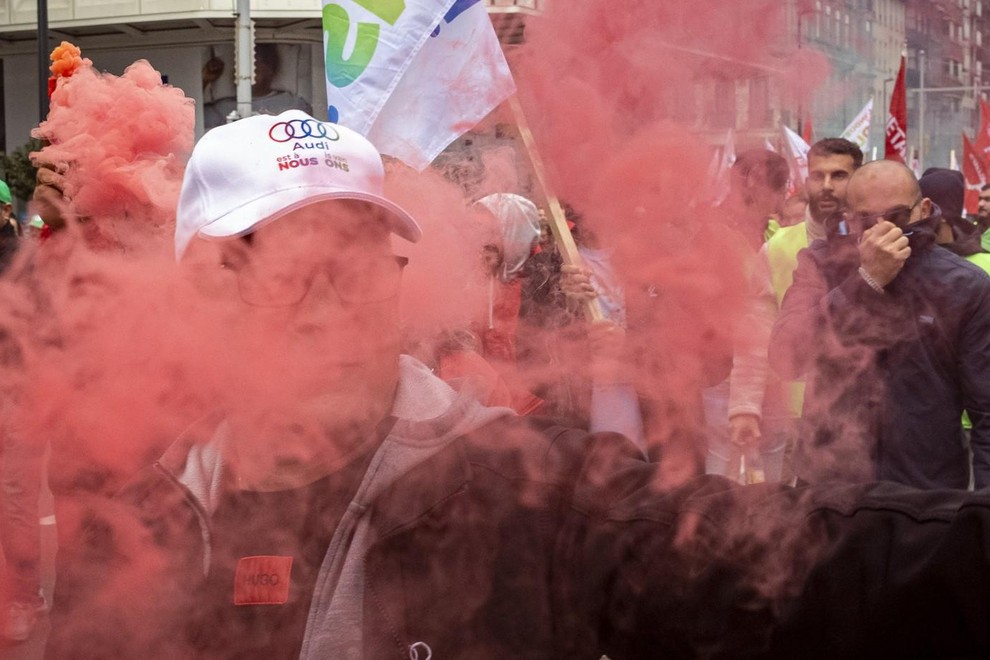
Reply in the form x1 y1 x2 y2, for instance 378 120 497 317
748 77 771 128
713 79 735 129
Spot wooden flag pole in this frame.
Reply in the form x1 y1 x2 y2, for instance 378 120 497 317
506 94 603 322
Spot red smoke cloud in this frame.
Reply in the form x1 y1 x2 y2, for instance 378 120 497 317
0 1 843 652
32 55 194 252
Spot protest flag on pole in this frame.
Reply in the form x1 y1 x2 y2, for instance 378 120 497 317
963 133 988 215
975 98 990 164
841 98 873 151
886 55 908 163
704 128 736 206
801 116 814 145
322 0 455 133
782 125 811 191
369 0 516 170
322 0 515 171
506 95 603 322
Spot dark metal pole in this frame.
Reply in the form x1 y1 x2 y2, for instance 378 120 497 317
38 0 49 121
796 2 803 133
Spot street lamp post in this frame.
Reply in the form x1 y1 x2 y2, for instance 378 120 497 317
797 2 803 134
37 0 49 121
919 49 926 170
794 1 819 135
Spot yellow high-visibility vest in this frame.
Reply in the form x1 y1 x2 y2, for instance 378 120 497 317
766 222 808 418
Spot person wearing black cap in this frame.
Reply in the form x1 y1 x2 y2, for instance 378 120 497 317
919 167 990 273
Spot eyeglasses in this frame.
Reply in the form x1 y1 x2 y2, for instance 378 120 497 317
849 196 922 231
221 252 408 307
825 196 922 238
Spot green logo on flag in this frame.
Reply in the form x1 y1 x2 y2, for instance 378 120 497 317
323 0 406 88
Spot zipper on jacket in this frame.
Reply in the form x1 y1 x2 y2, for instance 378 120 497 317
152 461 215 574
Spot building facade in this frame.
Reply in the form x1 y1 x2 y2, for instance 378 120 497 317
906 0 988 169
680 0 907 155
800 0 880 143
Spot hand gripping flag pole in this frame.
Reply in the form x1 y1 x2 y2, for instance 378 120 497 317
506 94 603 323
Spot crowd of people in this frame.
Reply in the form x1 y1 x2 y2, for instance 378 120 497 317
2 107 990 657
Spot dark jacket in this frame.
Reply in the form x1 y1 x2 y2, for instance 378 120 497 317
769 223 990 489
47 408 990 658
0 219 19 275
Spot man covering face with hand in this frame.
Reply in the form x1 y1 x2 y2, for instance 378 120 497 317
771 159 990 490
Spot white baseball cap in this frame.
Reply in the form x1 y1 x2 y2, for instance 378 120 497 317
175 110 422 259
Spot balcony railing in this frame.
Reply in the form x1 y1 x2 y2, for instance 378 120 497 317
0 0 544 34
484 0 543 12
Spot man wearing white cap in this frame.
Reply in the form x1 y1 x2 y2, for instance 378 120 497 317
46 111 990 659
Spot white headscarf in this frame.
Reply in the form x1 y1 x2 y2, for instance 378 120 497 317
474 193 541 282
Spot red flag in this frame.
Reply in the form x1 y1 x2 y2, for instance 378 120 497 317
976 98 990 163
801 116 814 145
963 133 988 214
886 55 908 163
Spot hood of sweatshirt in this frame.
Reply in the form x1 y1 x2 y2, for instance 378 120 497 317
161 354 514 520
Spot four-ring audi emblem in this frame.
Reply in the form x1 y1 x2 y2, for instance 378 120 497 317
268 119 340 143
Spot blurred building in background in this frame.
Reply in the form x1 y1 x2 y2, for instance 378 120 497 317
0 0 986 181
905 0 989 169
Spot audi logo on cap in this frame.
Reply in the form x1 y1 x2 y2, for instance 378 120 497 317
268 119 340 143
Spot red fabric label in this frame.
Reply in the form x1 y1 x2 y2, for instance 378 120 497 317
233 556 293 605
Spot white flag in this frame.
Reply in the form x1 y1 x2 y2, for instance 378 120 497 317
782 125 810 187
370 0 516 170
840 99 873 150
322 0 456 134
705 128 736 206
